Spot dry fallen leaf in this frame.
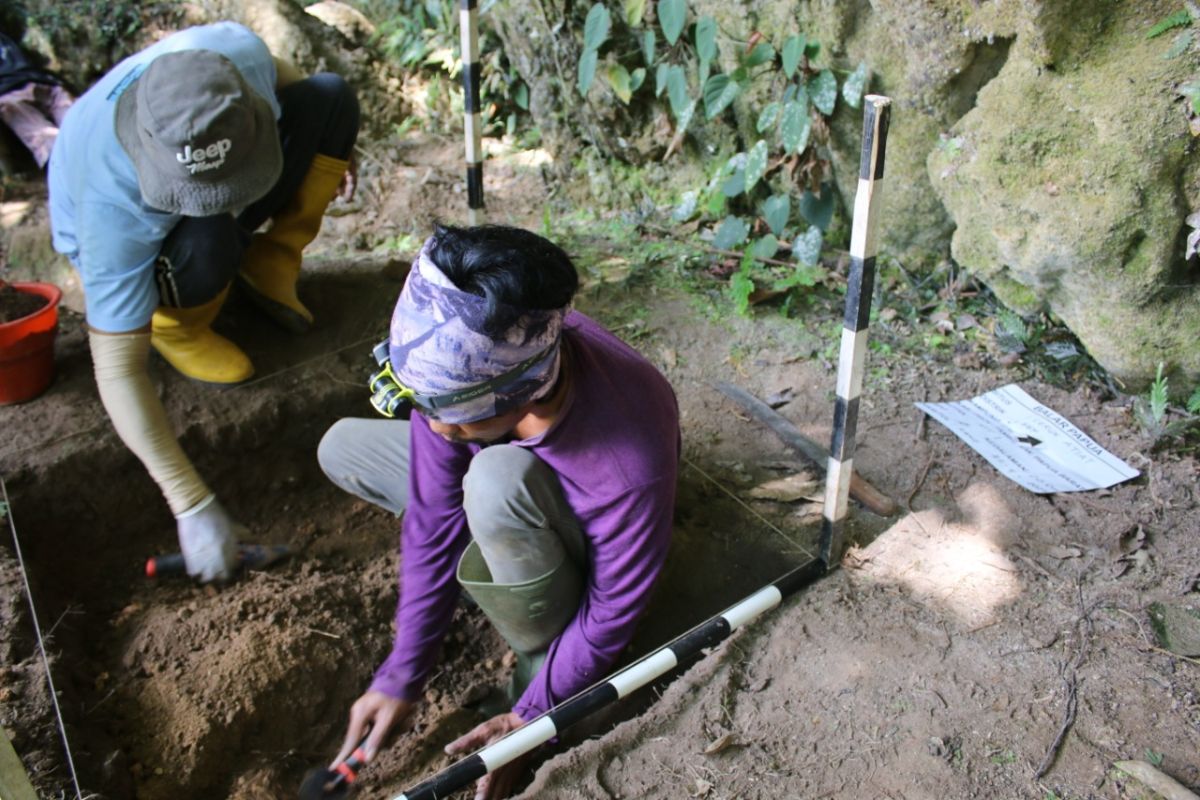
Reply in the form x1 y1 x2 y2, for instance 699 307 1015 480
690 778 713 797
1047 545 1083 560
703 732 737 755
746 472 820 502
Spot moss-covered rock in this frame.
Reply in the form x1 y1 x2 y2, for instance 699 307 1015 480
929 0 1200 390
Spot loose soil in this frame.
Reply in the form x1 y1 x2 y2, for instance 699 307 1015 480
0 283 48 324
1 133 1197 800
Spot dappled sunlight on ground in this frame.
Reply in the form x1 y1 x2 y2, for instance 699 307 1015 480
850 482 1023 628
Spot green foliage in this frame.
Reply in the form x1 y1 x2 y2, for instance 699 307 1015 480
658 0 687 45
371 0 523 135
780 99 811 153
1188 385 1200 413
800 184 835 230
578 49 599 95
584 3 612 50
1134 363 1200 446
996 308 1031 348
1145 748 1165 767
762 194 790 237
793 226 822 266
1150 362 1169 424
624 0 646 26
703 73 740 118
713 215 750 250
781 35 805 78
842 62 869 108
566 4 875 315
26 0 147 82
1147 9 1192 38
743 140 768 190
810 70 838 114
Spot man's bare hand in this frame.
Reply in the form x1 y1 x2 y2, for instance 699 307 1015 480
331 691 414 768
445 711 530 800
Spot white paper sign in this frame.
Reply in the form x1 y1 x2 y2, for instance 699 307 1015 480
915 384 1139 494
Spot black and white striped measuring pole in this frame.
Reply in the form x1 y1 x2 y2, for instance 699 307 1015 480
819 94 891 566
459 0 485 224
390 558 826 800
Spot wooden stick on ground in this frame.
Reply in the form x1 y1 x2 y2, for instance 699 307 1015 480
714 381 899 517
1113 761 1200 800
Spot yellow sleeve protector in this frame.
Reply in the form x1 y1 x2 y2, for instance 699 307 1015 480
88 329 211 515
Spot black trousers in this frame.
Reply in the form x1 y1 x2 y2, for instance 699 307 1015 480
153 72 360 309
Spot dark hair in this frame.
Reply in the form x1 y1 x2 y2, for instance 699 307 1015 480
426 223 578 337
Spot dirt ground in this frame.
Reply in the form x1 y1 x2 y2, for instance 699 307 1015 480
1 132 1198 800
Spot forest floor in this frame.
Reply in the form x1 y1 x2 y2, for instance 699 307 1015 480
1 131 1198 800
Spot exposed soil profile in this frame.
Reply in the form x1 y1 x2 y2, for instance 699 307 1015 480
1 135 1197 800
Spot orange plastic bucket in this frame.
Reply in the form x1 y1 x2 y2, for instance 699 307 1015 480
0 282 62 404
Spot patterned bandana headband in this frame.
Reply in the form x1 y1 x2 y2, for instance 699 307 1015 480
388 237 566 424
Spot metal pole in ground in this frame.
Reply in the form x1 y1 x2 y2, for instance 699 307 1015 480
388 559 825 800
459 0 485 225
819 94 891 567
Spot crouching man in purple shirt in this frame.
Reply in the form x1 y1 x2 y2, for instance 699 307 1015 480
317 224 680 798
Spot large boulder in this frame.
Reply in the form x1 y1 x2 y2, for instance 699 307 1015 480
929 0 1200 390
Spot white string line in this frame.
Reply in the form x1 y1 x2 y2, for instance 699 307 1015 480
1 476 83 800
681 455 817 560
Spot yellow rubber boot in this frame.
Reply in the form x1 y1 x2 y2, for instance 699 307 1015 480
238 153 349 333
150 286 254 385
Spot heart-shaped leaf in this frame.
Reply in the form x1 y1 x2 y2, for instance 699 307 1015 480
659 0 687 45
583 4 611 51
744 41 776 68
782 35 805 78
800 182 835 231
722 169 745 197
751 234 779 260
667 64 690 116
673 190 699 221
703 73 740 119
713 215 751 250
804 40 821 60
675 98 696 133
763 194 790 237
577 49 598 96
794 225 823 266
629 67 646 92
624 0 647 26
780 100 811 154
743 139 768 192
756 101 780 133
607 64 633 103
811 69 837 114
842 62 868 109
643 29 657 66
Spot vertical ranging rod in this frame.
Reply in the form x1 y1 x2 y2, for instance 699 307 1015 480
819 94 891 567
459 0 484 224
390 559 826 800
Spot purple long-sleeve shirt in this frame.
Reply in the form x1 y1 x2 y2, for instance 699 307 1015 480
369 311 680 719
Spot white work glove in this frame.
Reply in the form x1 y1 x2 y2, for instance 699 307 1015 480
175 494 243 582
